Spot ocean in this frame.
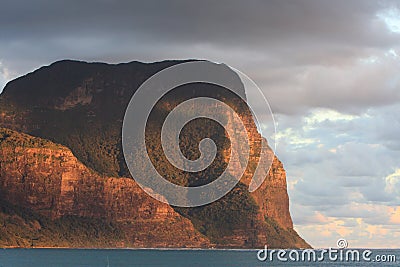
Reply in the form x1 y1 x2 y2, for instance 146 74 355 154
0 249 398 267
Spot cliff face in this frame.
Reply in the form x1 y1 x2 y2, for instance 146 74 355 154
0 128 209 248
195 103 300 248
224 104 293 230
0 60 310 248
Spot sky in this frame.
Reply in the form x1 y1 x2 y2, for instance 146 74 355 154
1 0 400 248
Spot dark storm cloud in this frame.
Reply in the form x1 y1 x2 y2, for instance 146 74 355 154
0 0 397 46
1 0 399 114
0 0 397 60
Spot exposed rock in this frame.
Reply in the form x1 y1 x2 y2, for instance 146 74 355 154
0 128 209 248
54 79 94 110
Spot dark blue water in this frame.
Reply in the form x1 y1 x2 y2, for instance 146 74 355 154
0 249 398 267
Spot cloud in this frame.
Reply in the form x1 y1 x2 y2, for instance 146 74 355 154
276 102 400 247
0 61 13 93
258 49 400 115
1 1 400 106
384 169 400 204
295 206 400 248
378 6 400 33
389 207 400 224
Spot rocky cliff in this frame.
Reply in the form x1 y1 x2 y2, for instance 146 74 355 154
0 128 209 248
0 60 310 248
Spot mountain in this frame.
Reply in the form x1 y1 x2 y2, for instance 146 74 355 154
0 60 310 248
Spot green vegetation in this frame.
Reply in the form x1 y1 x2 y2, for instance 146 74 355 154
0 199 125 248
262 217 309 249
0 127 63 150
176 183 258 244
26 107 123 176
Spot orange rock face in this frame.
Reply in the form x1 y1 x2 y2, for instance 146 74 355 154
0 128 209 248
0 126 309 248
223 105 293 230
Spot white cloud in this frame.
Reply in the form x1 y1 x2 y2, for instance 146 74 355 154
377 7 400 33
385 169 400 200
304 109 358 125
0 61 11 93
275 100 400 247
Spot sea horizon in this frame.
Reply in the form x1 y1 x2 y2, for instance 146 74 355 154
1 248 399 267
2 247 400 250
